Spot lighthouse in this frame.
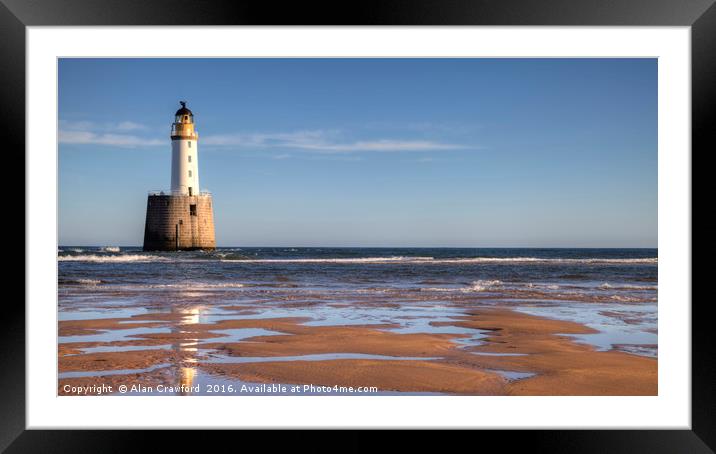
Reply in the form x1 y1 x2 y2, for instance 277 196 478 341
142 102 216 251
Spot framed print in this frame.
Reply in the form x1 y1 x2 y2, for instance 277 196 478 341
7 0 712 450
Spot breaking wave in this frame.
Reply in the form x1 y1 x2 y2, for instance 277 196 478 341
57 254 170 263
421 279 503 293
57 248 657 267
222 256 436 264
58 278 103 286
141 282 245 289
599 283 657 290
220 256 657 265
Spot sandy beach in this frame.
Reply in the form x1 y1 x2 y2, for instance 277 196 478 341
58 305 657 396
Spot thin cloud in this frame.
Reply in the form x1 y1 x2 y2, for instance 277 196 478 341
59 120 95 131
364 120 482 134
59 120 162 147
60 122 473 152
299 139 464 152
116 121 146 131
202 130 327 148
59 130 164 147
202 130 468 153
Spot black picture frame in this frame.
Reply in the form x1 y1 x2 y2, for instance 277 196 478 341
5 0 710 451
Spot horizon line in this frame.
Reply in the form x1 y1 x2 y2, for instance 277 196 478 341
59 244 659 250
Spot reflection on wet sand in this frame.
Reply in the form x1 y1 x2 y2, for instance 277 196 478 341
175 306 202 395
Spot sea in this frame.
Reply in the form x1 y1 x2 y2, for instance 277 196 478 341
58 246 658 361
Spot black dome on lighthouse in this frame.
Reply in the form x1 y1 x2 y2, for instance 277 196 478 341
175 101 193 116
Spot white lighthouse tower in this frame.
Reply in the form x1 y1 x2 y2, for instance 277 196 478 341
171 101 200 196
143 101 216 251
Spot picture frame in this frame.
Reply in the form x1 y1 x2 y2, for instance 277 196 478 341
6 0 710 450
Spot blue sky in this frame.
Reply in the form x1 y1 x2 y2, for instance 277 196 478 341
58 58 657 247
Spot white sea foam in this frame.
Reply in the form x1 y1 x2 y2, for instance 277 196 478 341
75 278 102 285
220 256 657 265
526 283 562 290
609 294 649 302
427 257 658 264
223 256 436 264
421 279 503 293
57 254 169 263
621 284 658 290
467 279 503 291
59 252 658 266
600 283 657 290
144 282 245 289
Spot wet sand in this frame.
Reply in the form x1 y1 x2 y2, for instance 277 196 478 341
58 306 656 396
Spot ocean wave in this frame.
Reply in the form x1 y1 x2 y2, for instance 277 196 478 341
59 280 246 290
468 279 503 291
523 282 658 292
526 283 561 290
600 283 657 290
59 278 103 286
609 294 650 302
421 279 503 293
57 254 170 263
143 282 245 289
220 256 657 265
222 256 436 264
429 257 658 264
77 278 102 285
58 251 658 266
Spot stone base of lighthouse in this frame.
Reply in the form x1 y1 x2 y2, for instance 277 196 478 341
143 193 216 251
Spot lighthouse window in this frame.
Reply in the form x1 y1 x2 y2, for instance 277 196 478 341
188 141 191 148
190 204 197 216
188 170 192 177
188 155 192 162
